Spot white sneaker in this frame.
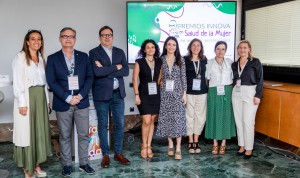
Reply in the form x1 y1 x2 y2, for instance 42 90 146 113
35 170 47 177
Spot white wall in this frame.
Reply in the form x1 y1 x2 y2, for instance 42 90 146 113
0 0 241 123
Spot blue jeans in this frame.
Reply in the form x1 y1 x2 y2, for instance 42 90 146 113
94 90 125 155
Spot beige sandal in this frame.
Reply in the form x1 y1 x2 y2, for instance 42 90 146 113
168 147 174 156
147 146 154 158
219 146 226 155
212 145 219 155
175 151 182 160
141 144 147 158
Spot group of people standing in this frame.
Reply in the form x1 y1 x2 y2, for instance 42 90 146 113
11 25 263 178
133 38 263 161
12 26 130 178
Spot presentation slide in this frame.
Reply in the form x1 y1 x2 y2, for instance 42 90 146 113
127 2 236 64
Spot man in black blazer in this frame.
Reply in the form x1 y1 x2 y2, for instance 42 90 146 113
89 26 130 168
46 27 95 176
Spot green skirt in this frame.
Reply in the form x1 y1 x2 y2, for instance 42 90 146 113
205 85 236 140
13 86 52 174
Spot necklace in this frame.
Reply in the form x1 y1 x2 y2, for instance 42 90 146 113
146 57 154 63
146 57 155 69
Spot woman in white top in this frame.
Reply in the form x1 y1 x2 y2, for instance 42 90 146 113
12 30 52 178
205 41 236 155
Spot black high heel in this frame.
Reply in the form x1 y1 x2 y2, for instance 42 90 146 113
236 150 245 156
243 153 252 159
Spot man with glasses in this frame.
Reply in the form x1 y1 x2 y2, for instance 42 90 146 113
46 27 95 177
89 26 130 168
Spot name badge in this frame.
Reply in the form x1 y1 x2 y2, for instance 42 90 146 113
165 79 174 92
235 79 241 92
68 75 79 90
217 85 225 95
192 79 201 91
148 82 157 95
236 79 241 87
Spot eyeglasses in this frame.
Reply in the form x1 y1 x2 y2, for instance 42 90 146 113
100 34 113 38
68 63 75 75
61 35 76 40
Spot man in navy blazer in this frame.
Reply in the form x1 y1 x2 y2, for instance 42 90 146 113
46 27 95 176
89 26 130 168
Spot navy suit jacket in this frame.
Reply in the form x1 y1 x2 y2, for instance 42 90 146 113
89 45 129 101
46 50 93 112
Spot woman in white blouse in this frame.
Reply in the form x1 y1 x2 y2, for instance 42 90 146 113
12 30 52 178
205 41 236 155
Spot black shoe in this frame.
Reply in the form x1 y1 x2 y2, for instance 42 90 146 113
236 150 245 156
243 154 252 159
194 143 201 154
79 164 95 175
62 165 71 177
188 143 195 154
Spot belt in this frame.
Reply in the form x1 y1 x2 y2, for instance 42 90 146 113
30 85 45 88
113 88 119 93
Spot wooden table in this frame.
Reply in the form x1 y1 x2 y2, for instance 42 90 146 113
256 81 300 148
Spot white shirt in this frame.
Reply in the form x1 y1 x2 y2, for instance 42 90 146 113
12 53 47 107
62 50 76 103
102 45 119 89
205 58 233 87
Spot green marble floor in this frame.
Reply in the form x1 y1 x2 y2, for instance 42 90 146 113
0 133 299 178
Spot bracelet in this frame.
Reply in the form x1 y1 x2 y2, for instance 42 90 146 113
135 93 139 95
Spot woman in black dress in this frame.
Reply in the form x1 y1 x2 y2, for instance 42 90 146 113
132 39 162 158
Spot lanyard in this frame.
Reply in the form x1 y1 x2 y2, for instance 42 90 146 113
146 58 155 82
167 57 174 80
238 60 248 78
151 67 154 82
68 62 75 76
215 58 225 85
192 59 200 78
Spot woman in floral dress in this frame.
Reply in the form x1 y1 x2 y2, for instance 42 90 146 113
157 36 187 160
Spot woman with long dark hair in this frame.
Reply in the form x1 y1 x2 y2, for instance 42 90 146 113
132 39 162 158
12 30 52 178
156 36 187 160
184 38 208 154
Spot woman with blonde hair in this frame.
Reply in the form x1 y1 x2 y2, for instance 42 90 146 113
232 40 263 159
